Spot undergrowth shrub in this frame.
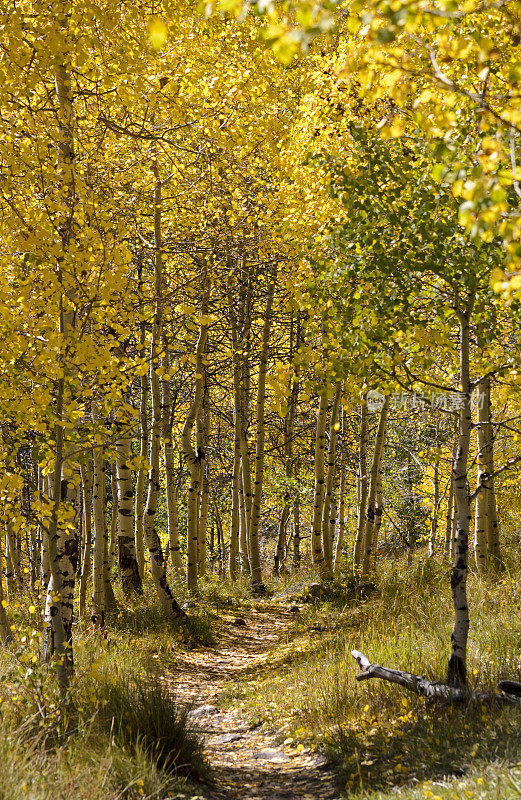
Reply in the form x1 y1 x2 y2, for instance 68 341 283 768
99 675 207 777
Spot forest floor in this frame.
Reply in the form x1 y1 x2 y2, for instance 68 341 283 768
165 603 341 800
6 561 521 800
162 559 521 800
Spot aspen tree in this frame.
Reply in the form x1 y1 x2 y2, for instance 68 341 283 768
228 435 240 579
361 396 389 576
108 466 118 571
135 324 149 580
143 160 185 620
447 291 475 689
43 373 71 687
274 313 300 575
428 457 440 558
227 271 252 575
248 267 277 589
444 474 455 559
182 276 210 591
371 462 384 564
41 481 51 589
238 464 251 574
311 391 328 577
353 397 369 572
334 460 347 575
43 0 82 685
292 500 301 571
91 426 106 628
197 402 211 577
161 340 183 575
0 537 11 643
321 382 342 580
103 494 118 613
116 426 142 594
79 461 93 618
444 423 459 559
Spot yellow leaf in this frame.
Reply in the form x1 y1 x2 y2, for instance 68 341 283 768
148 17 168 50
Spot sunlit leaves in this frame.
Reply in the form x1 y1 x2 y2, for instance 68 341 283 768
148 16 168 49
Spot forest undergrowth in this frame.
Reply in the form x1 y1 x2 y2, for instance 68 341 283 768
3 554 521 799
0 578 221 800
222 550 521 800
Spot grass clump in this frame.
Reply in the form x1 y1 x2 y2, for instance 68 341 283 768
98 675 207 776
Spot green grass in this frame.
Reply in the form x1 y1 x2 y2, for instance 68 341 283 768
98 675 206 774
223 554 521 799
4 554 521 799
0 579 213 800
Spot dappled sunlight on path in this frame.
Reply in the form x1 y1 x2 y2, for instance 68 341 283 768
165 606 340 800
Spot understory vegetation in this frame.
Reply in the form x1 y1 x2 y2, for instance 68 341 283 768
3 553 521 799
223 556 521 799
0 584 212 800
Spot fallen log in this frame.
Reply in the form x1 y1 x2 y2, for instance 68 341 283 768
498 680 521 697
351 650 521 705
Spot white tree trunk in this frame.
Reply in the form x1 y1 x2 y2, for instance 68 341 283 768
447 291 475 689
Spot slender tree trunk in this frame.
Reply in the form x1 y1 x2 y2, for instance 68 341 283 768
0 539 11 643
143 162 186 620
162 344 183 576
275 313 300 576
197 401 210 577
108 465 117 571
116 427 142 594
43 377 70 688
445 422 458 559
334 461 346 575
361 396 389 576
229 435 240 580
134 324 148 580
292 499 301 571
444 474 454 558
103 491 118 613
428 459 440 558
447 291 475 689
41 479 51 589
43 2 81 689
311 391 328 577
238 463 251 574
182 276 210 591
274 506 290 575
227 272 253 576
371 461 384 564
91 430 106 628
79 461 93 618
248 268 277 590
321 383 342 580
212 495 226 577
353 397 369 571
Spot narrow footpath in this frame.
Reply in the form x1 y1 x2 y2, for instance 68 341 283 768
166 606 341 800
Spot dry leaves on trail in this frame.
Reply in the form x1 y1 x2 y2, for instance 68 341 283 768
164 607 341 800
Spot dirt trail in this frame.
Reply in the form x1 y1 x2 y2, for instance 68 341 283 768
166 606 341 800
